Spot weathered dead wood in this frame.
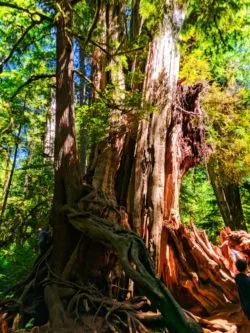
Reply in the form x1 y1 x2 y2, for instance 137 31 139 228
161 222 239 317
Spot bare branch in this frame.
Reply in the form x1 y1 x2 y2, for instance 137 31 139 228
11 73 56 100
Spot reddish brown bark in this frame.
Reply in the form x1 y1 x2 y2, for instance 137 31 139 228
91 0 127 198
79 47 88 177
75 0 131 283
51 0 82 273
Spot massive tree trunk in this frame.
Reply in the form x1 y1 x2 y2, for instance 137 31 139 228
127 2 207 279
208 161 247 231
49 0 202 331
129 2 184 273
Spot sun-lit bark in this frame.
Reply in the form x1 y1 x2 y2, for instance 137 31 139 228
44 88 56 161
129 1 187 274
91 3 108 100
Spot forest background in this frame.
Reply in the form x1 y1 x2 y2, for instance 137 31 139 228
0 0 249 328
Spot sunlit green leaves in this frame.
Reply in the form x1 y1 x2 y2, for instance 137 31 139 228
202 84 250 183
180 167 224 242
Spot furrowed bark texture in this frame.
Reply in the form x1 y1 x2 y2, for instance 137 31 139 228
92 0 127 199
91 2 107 99
129 1 187 273
76 0 133 283
51 0 82 273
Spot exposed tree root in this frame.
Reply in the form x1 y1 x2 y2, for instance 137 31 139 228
68 210 202 333
2 206 250 333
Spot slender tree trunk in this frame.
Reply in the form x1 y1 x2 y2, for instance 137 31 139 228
0 125 21 220
131 0 141 41
91 2 108 99
44 88 56 161
51 0 82 273
208 162 247 230
130 0 144 91
79 46 88 177
1 150 11 202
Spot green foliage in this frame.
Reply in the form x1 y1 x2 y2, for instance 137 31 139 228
139 0 165 31
180 0 250 232
0 96 54 244
0 0 54 245
76 99 110 147
180 0 250 181
0 242 36 295
180 167 224 241
241 183 250 228
182 0 250 86
202 84 250 183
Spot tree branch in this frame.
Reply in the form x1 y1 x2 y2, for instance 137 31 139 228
74 69 114 107
74 69 95 88
11 74 56 100
0 163 52 171
90 39 114 59
74 69 132 112
0 23 36 70
0 2 52 22
115 46 145 56
81 0 101 52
